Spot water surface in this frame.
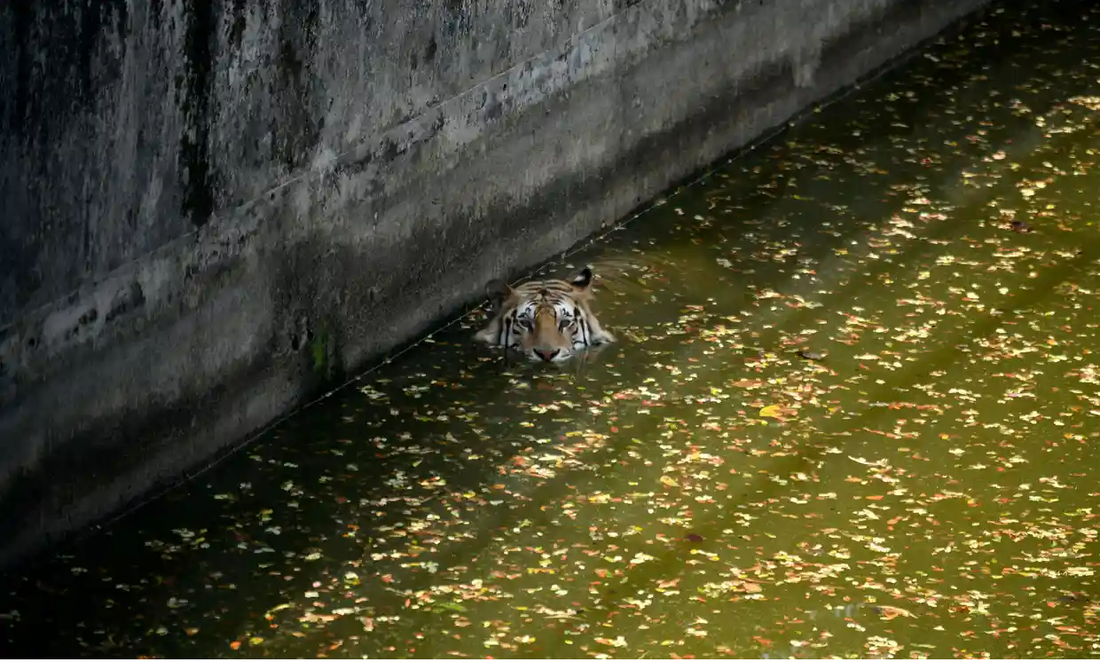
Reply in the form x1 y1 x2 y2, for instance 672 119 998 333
5 0 1100 657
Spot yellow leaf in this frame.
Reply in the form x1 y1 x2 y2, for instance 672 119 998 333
759 405 782 418
660 476 679 487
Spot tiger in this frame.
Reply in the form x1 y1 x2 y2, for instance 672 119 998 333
474 267 615 362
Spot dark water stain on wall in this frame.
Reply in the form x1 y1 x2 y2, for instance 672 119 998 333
270 0 322 173
180 0 217 228
442 0 472 39
1 0 129 315
228 0 248 51
6 0 34 139
6 1 127 136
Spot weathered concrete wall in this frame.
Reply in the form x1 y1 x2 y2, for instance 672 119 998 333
0 0 989 568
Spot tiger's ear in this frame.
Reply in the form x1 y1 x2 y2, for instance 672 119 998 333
485 279 513 305
570 267 594 290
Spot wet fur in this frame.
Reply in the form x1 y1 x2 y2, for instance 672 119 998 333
475 268 615 363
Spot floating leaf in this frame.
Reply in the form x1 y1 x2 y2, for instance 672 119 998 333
759 405 783 418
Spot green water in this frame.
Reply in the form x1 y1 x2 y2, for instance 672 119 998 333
6 1 1100 658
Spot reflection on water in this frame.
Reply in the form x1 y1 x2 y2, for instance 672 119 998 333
6 0 1100 657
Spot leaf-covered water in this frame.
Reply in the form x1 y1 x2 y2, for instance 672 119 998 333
5 1 1100 658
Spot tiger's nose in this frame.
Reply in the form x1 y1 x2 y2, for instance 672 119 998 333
534 348 560 362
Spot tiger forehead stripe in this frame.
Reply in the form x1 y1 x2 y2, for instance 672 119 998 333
512 279 574 295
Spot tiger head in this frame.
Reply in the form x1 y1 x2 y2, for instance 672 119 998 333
474 267 616 363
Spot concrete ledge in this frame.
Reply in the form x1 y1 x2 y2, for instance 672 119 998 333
0 0 988 568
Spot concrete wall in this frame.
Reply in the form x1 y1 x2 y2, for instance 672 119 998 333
0 0 988 568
